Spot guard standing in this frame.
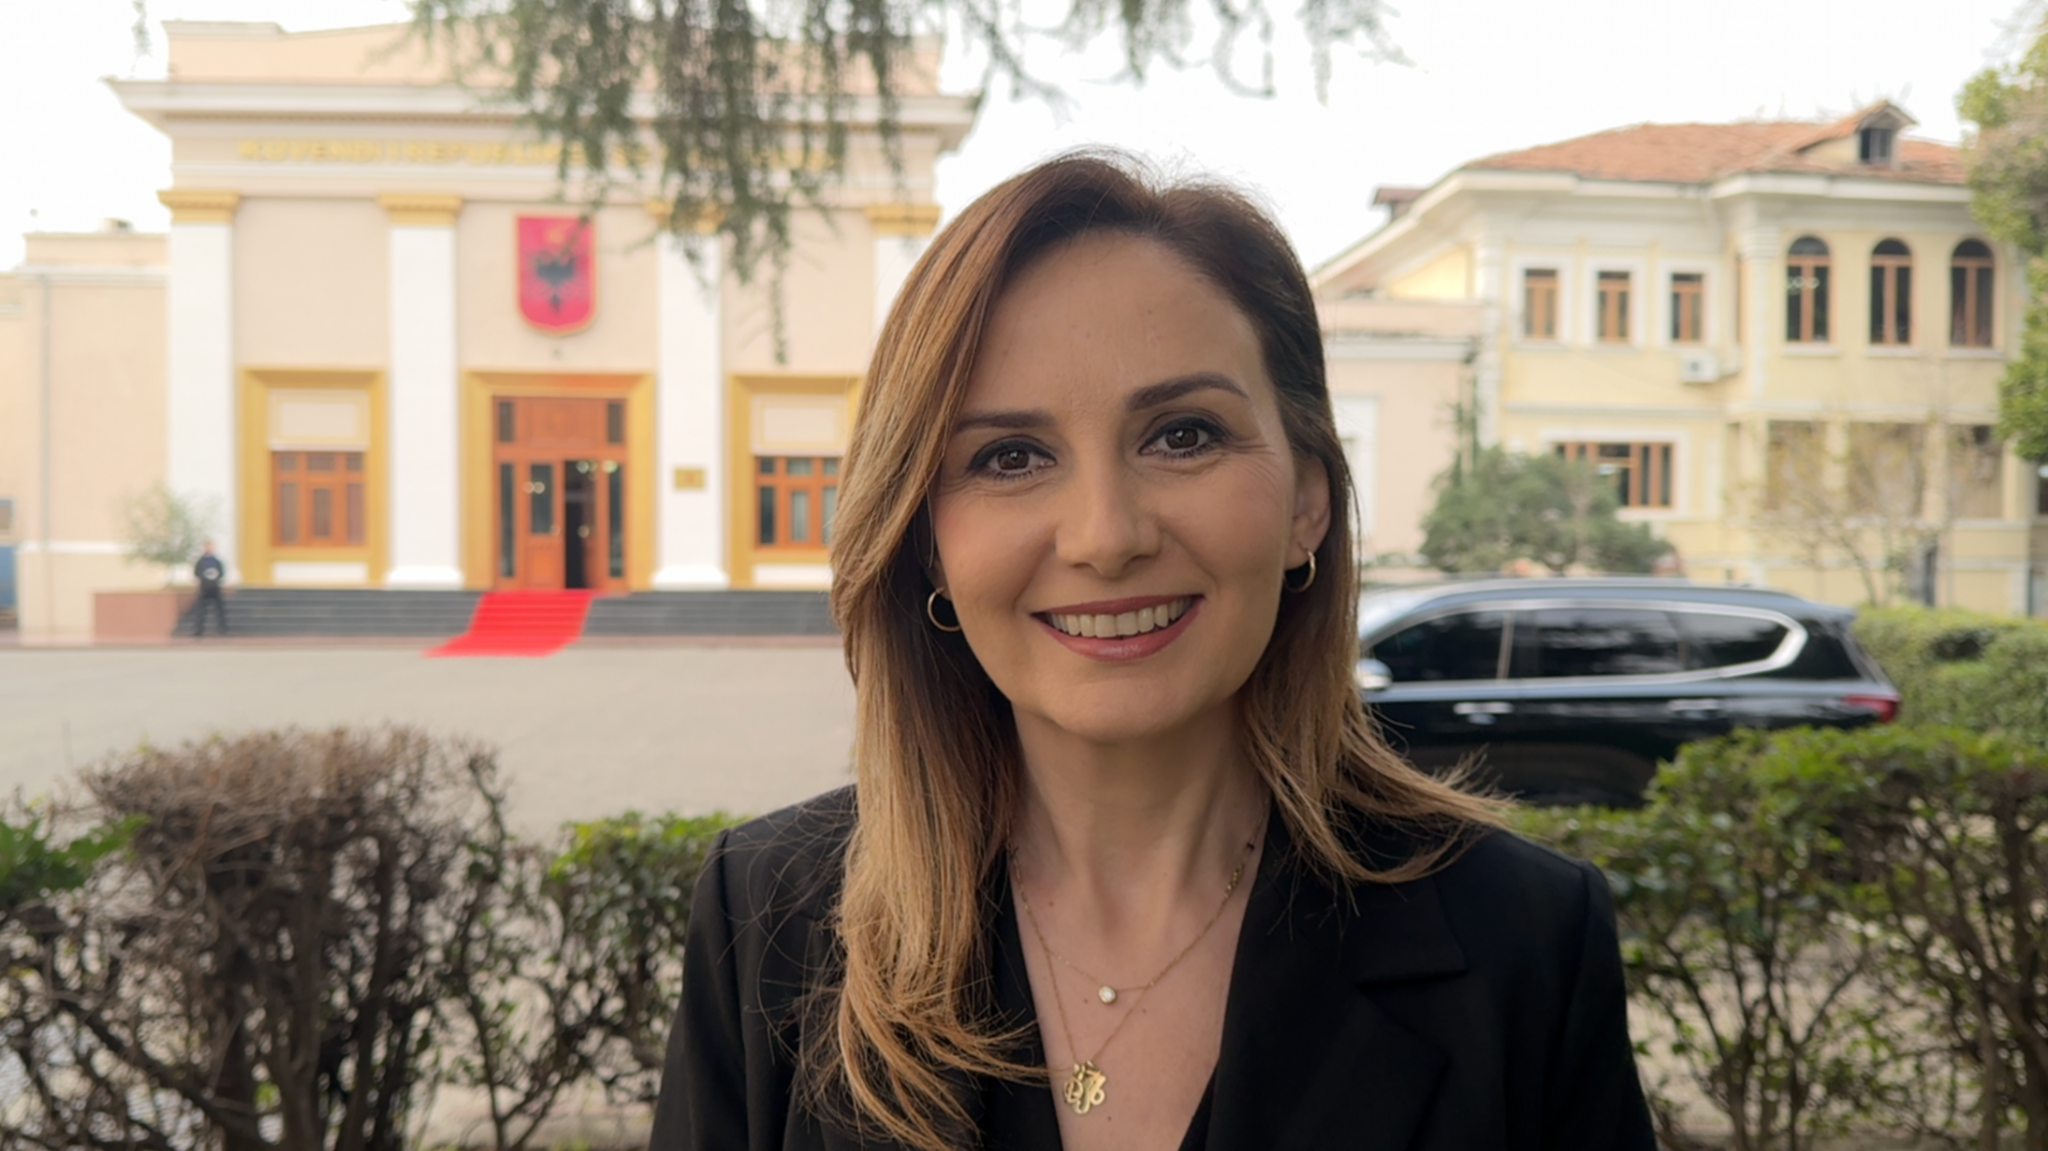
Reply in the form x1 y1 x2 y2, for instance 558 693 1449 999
192 540 228 637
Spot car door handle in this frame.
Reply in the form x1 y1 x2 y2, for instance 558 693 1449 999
1453 701 1514 725
1666 698 1725 713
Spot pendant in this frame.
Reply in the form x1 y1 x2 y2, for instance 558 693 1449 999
1064 1061 1108 1115
1097 985 1117 1004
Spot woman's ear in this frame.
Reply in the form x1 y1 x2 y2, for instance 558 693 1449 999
1291 456 1333 567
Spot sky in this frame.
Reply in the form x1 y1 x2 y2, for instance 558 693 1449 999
0 0 2036 272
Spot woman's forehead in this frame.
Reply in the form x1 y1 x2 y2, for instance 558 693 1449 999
964 233 1268 412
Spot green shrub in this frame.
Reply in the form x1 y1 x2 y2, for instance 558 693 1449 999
2 727 502 1151
1855 606 2048 745
1516 730 1956 1149
1815 724 2048 1147
441 810 739 1149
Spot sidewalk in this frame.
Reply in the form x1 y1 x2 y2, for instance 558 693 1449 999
0 643 856 831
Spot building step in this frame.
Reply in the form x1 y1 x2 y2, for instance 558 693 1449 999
187 589 836 638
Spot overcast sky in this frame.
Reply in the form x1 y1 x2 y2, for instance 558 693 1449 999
1 0 2034 272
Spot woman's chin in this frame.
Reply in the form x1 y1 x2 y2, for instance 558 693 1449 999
1014 690 1231 751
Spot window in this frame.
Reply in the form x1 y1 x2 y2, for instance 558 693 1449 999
755 456 840 550
273 451 365 547
1786 236 1831 343
1522 268 1558 340
2037 461 2048 518
0 498 12 538
1676 611 1790 671
1371 610 1506 682
1859 126 1895 164
1846 423 1927 516
1555 441 1674 508
1869 239 1913 346
1951 240 1995 348
1509 608 1683 678
1948 425 2004 519
1765 421 1820 511
1596 271 1631 343
1670 273 1704 343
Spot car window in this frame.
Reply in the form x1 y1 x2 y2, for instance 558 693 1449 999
1777 618 1866 680
1371 610 1506 682
1678 611 1791 670
1510 608 1683 678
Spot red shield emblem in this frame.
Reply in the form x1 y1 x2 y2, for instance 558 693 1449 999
517 215 596 334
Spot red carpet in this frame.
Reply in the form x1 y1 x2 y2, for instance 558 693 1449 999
427 590 597 657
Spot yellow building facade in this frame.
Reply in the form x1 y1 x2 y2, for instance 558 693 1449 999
0 20 973 641
1316 103 2047 615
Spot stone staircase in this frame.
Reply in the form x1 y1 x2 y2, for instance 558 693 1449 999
187 588 835 639
191 589 482 638
583 590 835 637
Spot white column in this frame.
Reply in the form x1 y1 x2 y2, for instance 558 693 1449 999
1471 236 1504 447
1738 227 1781 403
159 190 240 577
652 223 729 589
866 204 940 336
380 195 465 589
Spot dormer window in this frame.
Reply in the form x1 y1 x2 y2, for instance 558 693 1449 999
1859 126 1895 164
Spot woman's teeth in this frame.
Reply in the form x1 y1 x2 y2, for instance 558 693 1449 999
1048 598 1191 639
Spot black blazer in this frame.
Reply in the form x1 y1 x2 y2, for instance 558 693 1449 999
650 787 1656 1150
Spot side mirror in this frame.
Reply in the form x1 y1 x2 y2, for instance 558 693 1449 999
1355 658 1393 693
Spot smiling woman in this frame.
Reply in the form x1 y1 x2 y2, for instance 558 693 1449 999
650 152 1656 1151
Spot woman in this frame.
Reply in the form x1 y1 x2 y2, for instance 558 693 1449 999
650 152 1655 1151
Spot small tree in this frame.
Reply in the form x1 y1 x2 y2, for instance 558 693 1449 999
118 483 218 585
1750 422 1942 607
1419 446 1670 575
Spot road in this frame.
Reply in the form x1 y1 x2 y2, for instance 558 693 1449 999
0 640 857 832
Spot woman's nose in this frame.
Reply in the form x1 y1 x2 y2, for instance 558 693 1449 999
1052 459 1160 578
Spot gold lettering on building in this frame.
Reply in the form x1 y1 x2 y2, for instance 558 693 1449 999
237 138 575 166
236 138 815 171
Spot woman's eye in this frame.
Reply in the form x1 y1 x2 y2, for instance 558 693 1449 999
1149 421 1220 456
993 447 1035 472
970 441 1051 480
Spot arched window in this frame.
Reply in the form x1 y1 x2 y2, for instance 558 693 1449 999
1870 239 1912 345
1786 236 1830 343
1951 239 1995 348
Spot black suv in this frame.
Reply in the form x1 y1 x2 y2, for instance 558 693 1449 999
1356 579 1898 806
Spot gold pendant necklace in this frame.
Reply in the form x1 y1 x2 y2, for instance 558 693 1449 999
1013 829 1258 1117
1064 1061 1108 1114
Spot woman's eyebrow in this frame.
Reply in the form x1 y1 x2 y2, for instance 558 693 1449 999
952 408 1051 433
1126 372 1248 410
950 372 1248 434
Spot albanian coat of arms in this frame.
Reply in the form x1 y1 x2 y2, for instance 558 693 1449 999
517 215 595 334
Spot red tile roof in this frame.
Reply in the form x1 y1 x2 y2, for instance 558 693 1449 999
1465 110 1964 187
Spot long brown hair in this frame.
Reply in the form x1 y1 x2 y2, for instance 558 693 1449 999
816 150 1502 1149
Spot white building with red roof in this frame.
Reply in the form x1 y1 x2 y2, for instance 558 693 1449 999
1316 102 2044 614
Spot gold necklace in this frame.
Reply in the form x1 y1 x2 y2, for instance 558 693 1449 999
1011 833 1257 1117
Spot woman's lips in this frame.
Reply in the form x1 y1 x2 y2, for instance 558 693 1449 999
1034 596 1201 662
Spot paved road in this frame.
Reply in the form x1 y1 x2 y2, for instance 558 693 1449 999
0 641 856 832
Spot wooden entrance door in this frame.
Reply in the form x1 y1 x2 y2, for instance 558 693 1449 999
491 396 629 591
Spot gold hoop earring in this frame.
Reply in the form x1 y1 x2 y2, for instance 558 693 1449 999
926 588 963 633
1284 552 1318 593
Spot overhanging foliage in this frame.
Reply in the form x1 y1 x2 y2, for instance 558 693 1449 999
1961 9 2048 460
398 0 1401 289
